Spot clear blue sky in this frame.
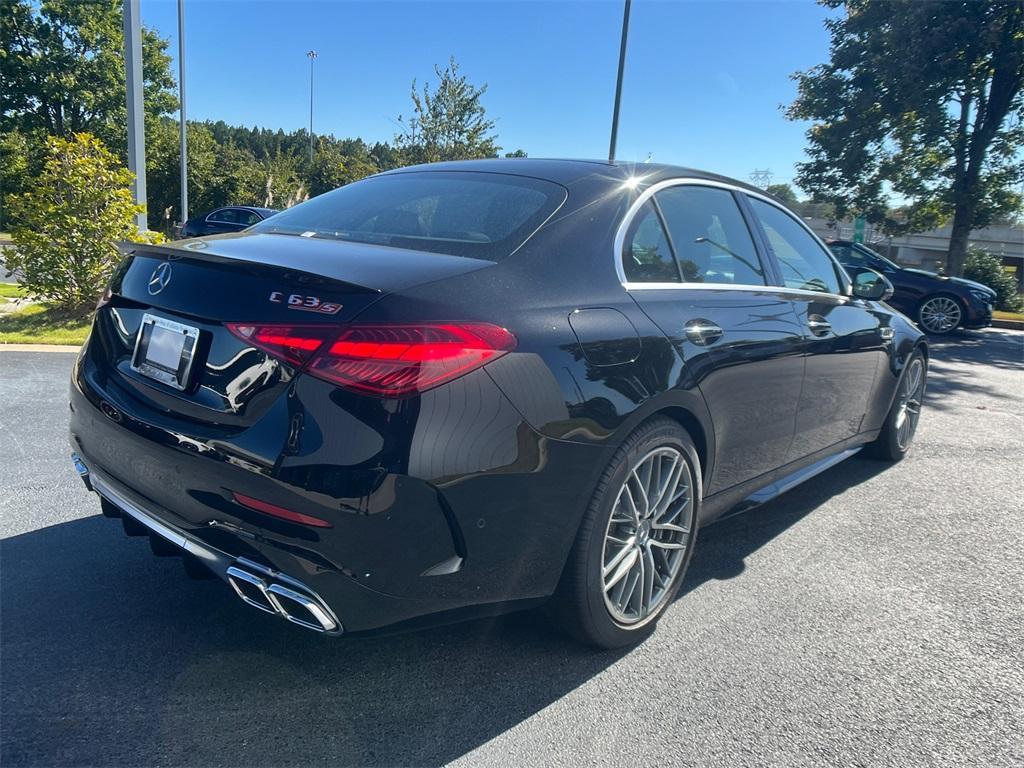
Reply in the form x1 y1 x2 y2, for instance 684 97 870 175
142 0 838 189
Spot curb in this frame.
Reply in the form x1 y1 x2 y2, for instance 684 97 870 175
0 343 80 353
992 319 1024 331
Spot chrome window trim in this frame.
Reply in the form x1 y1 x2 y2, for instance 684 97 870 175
613 177 851 302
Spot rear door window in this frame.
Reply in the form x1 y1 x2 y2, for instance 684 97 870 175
252 171 567 261
654 186 766 285
208 208 238 224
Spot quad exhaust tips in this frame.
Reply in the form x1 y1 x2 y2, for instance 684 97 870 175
226 564 339 633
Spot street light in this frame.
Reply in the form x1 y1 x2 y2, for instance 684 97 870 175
178 0 188 223
608 0 632 163
307 49 318 163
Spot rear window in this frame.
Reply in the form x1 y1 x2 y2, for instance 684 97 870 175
252 171 567 261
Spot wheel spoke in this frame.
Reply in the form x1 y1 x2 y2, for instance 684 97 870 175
604 546 639 591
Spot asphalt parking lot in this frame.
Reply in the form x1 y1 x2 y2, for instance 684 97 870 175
1 329 1022 767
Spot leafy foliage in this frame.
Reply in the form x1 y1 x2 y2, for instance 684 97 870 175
963 249 1023 312
1 0 177 154
788 1 1024 275
765 183 800 207
395 57 500 164
4 133 160 312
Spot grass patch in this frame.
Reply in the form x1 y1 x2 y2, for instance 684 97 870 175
993 310 1024 322
0 283 26 299
0 303 91 345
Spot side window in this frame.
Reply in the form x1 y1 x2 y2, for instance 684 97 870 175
622 201 679 283
655 186 765 285
239 210 262 226
749 198 842 294
208 208 236 224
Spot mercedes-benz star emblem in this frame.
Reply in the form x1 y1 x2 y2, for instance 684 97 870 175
148 262 173 295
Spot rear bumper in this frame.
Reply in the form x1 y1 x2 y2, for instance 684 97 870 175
69 348 612 635
76 458 342 633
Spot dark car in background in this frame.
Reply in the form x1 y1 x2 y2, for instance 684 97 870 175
70 160 928 648
828 240 995 334
179 206 278 238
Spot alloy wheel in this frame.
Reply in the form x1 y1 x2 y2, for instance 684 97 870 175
918 296 961 334
601 447 693 625
894 358 925 450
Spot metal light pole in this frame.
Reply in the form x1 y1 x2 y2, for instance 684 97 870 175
123 0 147 231
307 50 318 163
177 0 188 223
608 0 632 163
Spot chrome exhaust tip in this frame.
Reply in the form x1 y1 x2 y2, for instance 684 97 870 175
225 563 340 633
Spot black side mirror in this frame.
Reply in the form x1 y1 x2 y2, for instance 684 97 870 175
849 267 894 301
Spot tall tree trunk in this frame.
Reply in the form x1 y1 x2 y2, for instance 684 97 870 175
946 204 973 277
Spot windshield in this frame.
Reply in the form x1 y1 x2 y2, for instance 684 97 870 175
251 171 567 261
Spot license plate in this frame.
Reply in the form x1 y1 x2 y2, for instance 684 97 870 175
131 314 200 391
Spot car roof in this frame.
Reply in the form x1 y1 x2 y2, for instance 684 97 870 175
378 158 772 197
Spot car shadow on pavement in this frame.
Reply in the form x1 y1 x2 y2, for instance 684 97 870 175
0 454 891 768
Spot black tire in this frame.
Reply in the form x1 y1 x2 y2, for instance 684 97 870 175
916 293 964 335
549 417 701 648
866 349 927 461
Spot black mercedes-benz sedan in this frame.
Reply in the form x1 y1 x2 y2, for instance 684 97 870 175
827 240 995 334
179 206 278 238
70 160 927 648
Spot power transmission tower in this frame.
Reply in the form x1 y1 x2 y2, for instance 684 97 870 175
749 168 774 188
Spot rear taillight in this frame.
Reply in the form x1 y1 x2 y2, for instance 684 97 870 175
225 323 336 366
226 322 516 397
309 323 516 396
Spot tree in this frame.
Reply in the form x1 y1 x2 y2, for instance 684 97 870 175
1 0 177 155
788 1 1024 276
765 183 800 207
395 57 500 164
145 119 218 231
4 133 158 312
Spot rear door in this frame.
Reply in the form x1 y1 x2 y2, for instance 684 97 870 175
622 182 805 496
204 208 244 234
746 197 887 459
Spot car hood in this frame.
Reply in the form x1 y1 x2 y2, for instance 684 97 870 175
902 268 996 297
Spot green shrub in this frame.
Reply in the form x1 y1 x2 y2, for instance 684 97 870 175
963 249 1023 313
4 133 160 314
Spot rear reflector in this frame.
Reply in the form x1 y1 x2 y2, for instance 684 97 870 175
232 492 332 528
225 323 335 366
307 323 516 396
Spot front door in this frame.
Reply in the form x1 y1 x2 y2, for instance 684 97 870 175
746 197 886 459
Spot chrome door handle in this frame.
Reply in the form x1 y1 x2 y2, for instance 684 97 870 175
684 319 724 346
807 314 832 337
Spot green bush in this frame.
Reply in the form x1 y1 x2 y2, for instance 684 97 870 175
4 133 160 313
963 249 1024 313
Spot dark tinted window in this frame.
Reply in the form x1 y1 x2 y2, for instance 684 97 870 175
749 198 842 294
208 208 238 224
828 243 857 265
655 186 765 285
252 171 566 261
622 202 679 283
238 209 262 226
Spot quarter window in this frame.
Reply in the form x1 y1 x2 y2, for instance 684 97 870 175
655 186 765 285
622 201 679 283
238 210 262 226
749 198 842 294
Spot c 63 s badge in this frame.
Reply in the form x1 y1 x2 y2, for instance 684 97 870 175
269 292 343 315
